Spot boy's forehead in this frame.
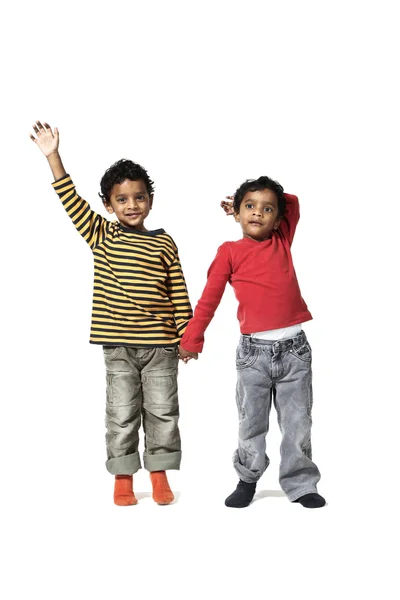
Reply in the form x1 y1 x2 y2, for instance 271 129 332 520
111 179 147 195
242 189 278 204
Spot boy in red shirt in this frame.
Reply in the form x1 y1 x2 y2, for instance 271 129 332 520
179 176 325 509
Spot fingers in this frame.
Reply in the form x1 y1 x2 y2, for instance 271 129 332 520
220 199 234 216
178 355 190 363
178 352 198 362
35 120 46 133
32 120 54 137
43 122 56 137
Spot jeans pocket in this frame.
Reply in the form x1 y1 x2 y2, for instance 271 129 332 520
103 345 122 361
236 345 258 369
291 341 312 362
158 346 178 357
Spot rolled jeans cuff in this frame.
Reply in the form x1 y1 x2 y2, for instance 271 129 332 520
106 451 141 475
287 486 319 502
143 451 182 472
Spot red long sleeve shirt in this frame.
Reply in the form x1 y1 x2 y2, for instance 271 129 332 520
180 193 312 353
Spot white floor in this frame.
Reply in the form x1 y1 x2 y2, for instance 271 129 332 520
3 465 396 600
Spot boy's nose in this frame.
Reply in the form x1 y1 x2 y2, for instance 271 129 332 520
127 199 138 210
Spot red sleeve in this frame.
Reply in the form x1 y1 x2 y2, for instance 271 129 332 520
180 243 232 353
279 193 300 246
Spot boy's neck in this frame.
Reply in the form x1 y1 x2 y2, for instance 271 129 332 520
119 221 148 232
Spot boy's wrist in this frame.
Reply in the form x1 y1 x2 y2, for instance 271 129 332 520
47 151 67 180
46 150 61 160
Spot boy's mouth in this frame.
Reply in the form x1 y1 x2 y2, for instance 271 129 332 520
248 220 263 226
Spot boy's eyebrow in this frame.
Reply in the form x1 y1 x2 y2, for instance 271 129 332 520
245 198 277 206
115 191 146 196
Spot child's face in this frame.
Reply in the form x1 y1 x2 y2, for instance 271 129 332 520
235 189 281 241
104 179 153 230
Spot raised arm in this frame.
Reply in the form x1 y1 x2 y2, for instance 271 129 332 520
279 193 300 246
30 121 110 249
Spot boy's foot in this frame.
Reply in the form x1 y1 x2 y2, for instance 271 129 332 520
114 475 137 506
294 493 326 508
150 471 174 505
225 480 257 508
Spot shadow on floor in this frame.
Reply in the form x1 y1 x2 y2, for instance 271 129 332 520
135 491 181 505
253 489 286 502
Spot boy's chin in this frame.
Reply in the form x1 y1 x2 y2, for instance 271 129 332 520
243 228 271 241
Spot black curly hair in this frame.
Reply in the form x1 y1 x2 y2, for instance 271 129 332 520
99 159 155 203
233 176 286 217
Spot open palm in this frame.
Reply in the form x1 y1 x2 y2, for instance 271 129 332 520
30 121 59 157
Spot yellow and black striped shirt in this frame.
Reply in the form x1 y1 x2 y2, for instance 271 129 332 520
52 175 193 347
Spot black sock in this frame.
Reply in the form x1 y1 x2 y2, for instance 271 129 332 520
225 480 257 508
294 493 326 508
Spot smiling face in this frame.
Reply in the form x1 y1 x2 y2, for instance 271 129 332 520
235 188 282 241
103 178 153 230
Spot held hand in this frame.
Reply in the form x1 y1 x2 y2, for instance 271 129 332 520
220 196 234 216
178 345 198 363
30 121 59 157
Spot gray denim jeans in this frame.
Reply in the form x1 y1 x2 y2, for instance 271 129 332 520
103 346 181 475
234 331 321 501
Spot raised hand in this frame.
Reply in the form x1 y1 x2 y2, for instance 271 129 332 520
178 345 198 363
220 195 234 216
30 121 59 157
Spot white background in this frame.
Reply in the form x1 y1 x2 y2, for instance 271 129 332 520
1 0 399 598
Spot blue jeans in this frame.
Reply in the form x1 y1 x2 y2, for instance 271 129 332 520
234 331 321 501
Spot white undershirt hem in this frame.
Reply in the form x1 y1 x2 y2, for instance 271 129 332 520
250 323 303 341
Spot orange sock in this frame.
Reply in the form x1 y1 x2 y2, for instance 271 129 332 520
114 475 137 506
150 471 174 505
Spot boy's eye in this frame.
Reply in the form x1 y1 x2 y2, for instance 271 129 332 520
117 198 126 203
264 207 272 212
136 196 145 201
245 203 254 209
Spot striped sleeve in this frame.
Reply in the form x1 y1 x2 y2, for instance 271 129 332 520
166 250 193 337
52 175 110 250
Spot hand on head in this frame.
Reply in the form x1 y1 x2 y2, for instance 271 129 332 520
220 195 234 216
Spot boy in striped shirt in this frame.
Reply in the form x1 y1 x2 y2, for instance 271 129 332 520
31 121 195 506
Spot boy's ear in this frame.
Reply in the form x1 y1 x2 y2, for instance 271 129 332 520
103 200 114 215
149 195 154 210
273 217 282 230
234 211 240 223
